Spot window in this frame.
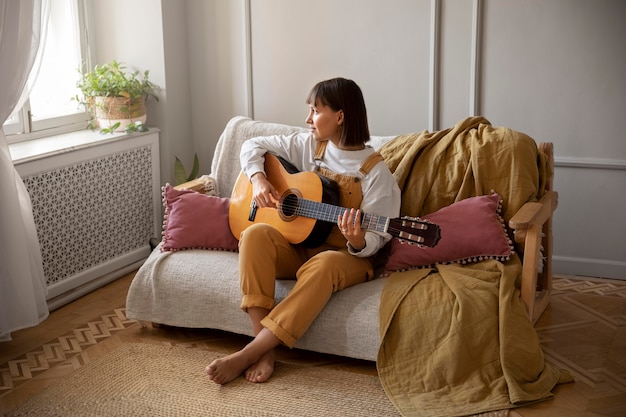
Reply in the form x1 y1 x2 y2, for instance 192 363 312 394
3 0 92 142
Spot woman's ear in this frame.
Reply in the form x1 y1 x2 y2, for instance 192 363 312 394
337 110 344 126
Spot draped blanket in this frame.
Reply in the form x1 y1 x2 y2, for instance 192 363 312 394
376 117 570 417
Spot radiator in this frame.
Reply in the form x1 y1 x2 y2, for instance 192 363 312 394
15 131 161 310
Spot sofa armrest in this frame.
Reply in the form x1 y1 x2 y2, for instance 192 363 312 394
174 175 218 196
509 191 558 245
508 190 558 324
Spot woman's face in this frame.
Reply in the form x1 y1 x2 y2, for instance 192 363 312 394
305 100 343 144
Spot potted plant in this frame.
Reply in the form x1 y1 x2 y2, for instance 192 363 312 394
74 60 158 133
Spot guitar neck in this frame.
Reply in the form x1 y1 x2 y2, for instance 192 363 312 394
294 198 390 233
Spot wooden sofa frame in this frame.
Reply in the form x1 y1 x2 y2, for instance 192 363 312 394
509 143 558 323
177 143 558 325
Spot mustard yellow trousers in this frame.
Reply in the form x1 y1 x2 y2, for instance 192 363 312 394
238 223 374 348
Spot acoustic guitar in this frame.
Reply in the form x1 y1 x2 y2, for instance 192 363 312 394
229 153 441 248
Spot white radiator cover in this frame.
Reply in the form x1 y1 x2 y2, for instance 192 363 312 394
15 131 161 309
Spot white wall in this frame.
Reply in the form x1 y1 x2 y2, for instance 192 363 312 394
93 0 626 279
185 0 250 174
90 0 194 187
249 0 432 135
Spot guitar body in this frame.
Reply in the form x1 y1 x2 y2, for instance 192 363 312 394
229 153 339 247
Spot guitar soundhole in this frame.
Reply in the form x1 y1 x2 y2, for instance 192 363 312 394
278 190 300 221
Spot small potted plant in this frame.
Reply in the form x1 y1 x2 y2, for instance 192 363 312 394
74 60 158 133
175 153 200 185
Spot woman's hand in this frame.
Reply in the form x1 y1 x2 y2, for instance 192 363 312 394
250 172 280 208
338 208 366 251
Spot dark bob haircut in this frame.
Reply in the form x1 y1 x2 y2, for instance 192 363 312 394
306 77 370 147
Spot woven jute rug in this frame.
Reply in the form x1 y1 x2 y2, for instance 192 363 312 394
6 342 511 417
6 343 398 417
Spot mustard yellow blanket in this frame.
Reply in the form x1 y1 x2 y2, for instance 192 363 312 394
377 117 570 417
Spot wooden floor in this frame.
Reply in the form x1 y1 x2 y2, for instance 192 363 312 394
1 272 625 416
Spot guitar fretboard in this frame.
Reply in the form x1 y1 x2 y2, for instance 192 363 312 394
289 198 390 233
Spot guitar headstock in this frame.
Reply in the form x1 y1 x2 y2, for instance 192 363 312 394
388 217 441 248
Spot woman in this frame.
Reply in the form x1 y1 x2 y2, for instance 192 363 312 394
206 77 401 385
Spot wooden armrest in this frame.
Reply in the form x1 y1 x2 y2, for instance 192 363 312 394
509 190 558 324
174 178 206 192
509 191 558 245
508 142 556 324
174 175 217 195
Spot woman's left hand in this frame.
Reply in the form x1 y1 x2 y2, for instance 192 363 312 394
338 208 366 251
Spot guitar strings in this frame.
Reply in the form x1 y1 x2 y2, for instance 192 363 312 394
278 199 384 227
276 198 431 245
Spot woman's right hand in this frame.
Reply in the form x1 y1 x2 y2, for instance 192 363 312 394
250 172 280 208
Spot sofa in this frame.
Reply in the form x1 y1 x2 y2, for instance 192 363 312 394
126 115 565 415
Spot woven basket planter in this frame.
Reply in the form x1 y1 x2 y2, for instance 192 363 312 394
93 96 147 132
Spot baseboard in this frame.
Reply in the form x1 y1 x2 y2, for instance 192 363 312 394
46 258 146 311
553 255 626 281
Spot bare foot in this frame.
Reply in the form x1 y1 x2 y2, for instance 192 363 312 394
245 349 275 383
206 328 281 384
205 351 255 385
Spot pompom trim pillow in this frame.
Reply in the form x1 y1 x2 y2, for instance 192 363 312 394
160 184 239 252
385 192 513 272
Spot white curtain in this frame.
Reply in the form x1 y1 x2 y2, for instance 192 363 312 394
0 0 49 342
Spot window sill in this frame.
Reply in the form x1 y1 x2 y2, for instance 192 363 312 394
9 128 159 165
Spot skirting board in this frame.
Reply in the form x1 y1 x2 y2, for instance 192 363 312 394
554 256 626 281
46 256 147 311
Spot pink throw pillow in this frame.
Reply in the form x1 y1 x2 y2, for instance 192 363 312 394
385 193 513 272
161 184 239 252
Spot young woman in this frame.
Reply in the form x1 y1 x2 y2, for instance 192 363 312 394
205 77 401 385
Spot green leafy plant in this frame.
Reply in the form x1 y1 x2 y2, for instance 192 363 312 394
73 60 158 132
175 154 200 185
100 120 148 135
75 60 157 100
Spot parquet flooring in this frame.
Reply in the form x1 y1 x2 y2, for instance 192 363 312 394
1 272 625 416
